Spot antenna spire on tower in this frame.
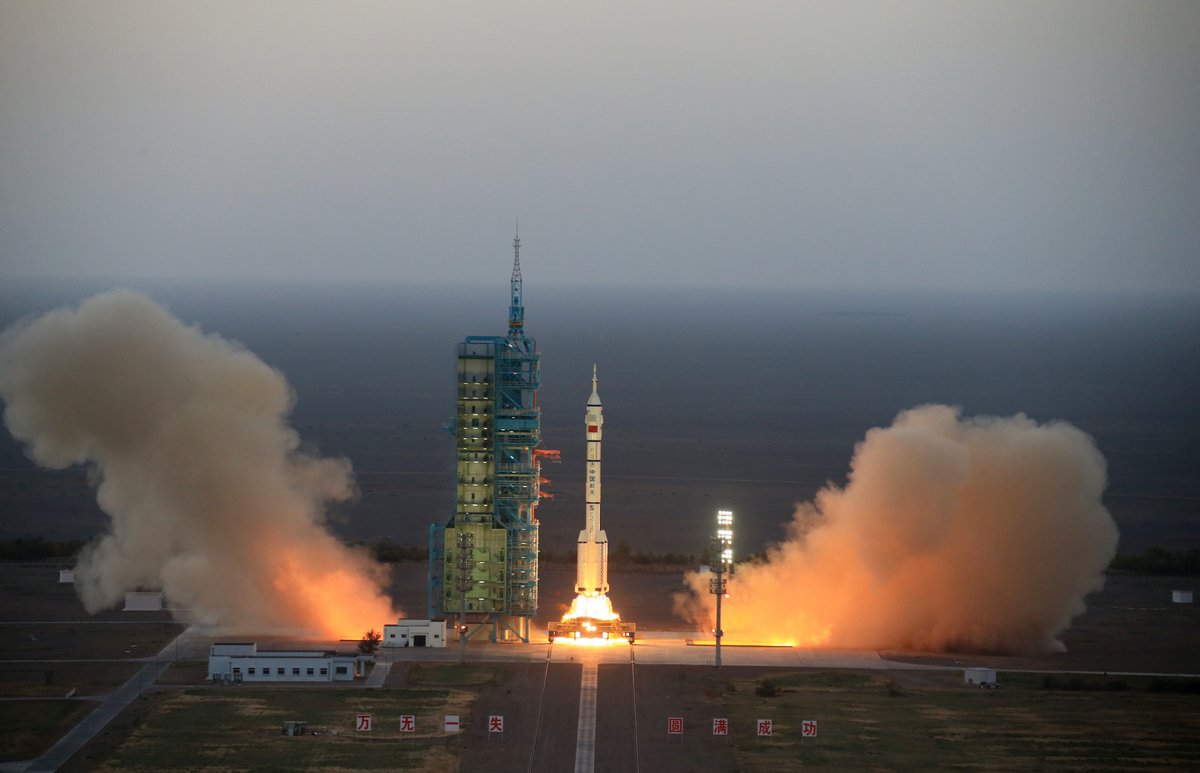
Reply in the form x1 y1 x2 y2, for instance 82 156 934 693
509 221 524 335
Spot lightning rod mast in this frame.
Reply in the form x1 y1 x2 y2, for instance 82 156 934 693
508 221 523 337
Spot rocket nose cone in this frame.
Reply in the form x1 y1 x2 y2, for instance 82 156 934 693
588 365 602 406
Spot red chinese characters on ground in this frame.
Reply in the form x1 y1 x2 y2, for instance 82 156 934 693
757 719 773 736
399 715 415 733
802 719 818 737
355 714 372 732
489 715 504 733
712 718 729 735
667 717 683 735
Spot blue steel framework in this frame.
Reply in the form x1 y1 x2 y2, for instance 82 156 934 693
428 233 542 642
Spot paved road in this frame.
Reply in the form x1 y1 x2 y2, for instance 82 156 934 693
362 660 390 687
574 662 599 773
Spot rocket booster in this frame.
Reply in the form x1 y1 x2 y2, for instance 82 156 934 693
576 365 609 595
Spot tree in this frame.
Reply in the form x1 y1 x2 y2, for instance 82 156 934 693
358 629 382 656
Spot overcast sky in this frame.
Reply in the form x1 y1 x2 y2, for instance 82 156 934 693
1 1 1197 293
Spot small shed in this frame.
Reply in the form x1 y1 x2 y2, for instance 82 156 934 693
1172 590 1193 604
383 619 447 648
58 569 75 584
123 591 164 611
964 667 997 687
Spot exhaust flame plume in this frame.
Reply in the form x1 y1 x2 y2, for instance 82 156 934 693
564 593 619 621
0 290 399 636
557 594 624 646
557 635 619 648
675 405 1118 654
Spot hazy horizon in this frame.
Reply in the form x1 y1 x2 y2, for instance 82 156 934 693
2 279 1197 559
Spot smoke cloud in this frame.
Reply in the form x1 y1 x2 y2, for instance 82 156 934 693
676 405 1119 654
0 290 398 636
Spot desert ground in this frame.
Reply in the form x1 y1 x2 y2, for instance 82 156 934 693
1 559 1198 771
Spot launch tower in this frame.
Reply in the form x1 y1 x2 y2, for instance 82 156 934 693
428 232 543 643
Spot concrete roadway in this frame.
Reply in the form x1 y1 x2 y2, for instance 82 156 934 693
368 634 919 671
146 623 949 672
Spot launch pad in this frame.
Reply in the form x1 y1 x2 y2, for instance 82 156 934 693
547 616 636 643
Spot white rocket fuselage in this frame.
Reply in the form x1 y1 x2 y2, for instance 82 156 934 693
576 368 609 596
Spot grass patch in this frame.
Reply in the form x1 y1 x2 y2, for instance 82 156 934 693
91 664 518 770
0 661 140 697
406 663 498 687
1041 674 1132 691
1149 677 1200 694
0 622 183 660
0 700 94 762
768 670 880 690
1003 672 1200 694
716 671 1200 771
100 687 469 771
155 660 209 685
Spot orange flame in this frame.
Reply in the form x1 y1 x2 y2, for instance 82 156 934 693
556 593 625 646
563 593 619 621
270 547 399 638
557 635 619 647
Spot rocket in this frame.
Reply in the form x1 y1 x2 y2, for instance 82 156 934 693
575 365 609 596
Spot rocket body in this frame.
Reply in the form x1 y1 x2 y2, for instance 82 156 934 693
576 367 609 595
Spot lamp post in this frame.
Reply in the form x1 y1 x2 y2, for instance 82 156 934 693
710 509 734 668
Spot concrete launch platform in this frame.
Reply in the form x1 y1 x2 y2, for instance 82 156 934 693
183 628 939 671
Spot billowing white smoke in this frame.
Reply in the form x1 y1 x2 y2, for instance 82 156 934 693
676 405 1119 653
0 290 398 635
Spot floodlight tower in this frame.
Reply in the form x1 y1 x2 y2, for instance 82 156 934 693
711 509 734 667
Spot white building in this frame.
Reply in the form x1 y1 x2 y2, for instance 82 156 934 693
383 619 447 648
964 667 998 687
123 590 164 611
207 643 362 683
1172 590 1193 604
